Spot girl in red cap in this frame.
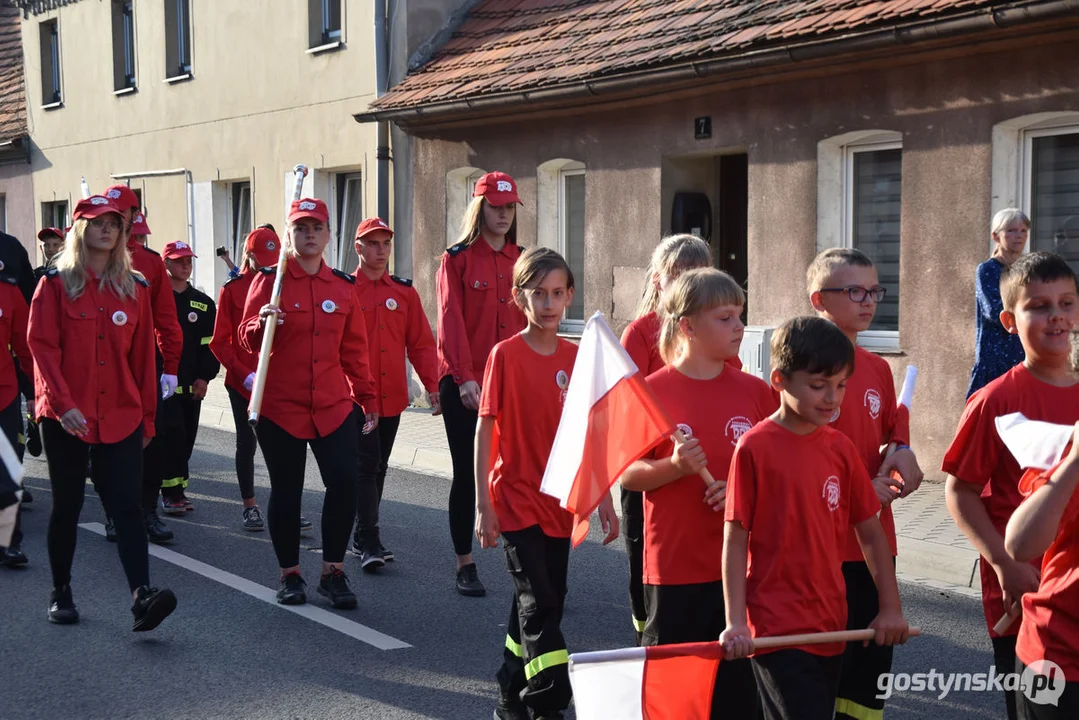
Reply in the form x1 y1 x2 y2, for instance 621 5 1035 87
240 198 377 609
437 171 527 597
29 195 176 630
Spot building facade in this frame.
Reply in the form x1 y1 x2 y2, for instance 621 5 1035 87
0 5 34 254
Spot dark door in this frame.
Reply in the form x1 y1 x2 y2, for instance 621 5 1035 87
717 154 749 298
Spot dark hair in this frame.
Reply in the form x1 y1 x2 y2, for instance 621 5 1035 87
513 246 574 291
1000 251 1079 311
806 247 874 292
258 223 276 233
771 316 855 377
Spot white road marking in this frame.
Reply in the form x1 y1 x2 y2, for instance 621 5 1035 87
79 522 412 650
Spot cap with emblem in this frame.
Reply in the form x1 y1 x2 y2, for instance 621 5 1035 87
355 217 394 240
288 198 329 225
244 226 280 268
73 196 123 221
104 185 140 212
472 171 523 207
37 227 64 242
130 212 151 236
162 240 197 260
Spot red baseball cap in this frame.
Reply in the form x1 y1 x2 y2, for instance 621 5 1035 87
244 227 280 267
37 227 64 241
72 195 123 221
473 171 522 206
288 198 329 225
162 240 197 260
355 217 393 240
104 185 140 212
130 212 151 236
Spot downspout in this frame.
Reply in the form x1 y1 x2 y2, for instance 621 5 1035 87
374 0 390 221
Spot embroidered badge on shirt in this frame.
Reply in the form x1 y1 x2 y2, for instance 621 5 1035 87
864 388 882 420
321 300 336 313
385 298 398 311
556 370 569 390
187 311 198 323
725 416 753 446
112 310 128 326
823 475 841 512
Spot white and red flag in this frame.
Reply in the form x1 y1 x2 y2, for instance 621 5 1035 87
541 312 673 545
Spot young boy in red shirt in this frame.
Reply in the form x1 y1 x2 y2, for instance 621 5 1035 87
807 247 923 719
945 252 1079 720
721 316 909 720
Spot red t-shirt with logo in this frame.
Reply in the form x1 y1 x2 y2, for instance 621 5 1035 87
726 421 879 656
479 334 576 538
941 364 1079 636
831 346 908 561
642 365 776 586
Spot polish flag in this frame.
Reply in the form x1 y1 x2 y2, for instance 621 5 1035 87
997 412 1074 494
541 312 673 546
569 642 723 720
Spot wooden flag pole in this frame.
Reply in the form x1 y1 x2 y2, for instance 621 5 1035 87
672 429 718 487
753 626 921 651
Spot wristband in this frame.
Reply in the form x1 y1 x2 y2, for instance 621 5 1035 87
894 444 911 452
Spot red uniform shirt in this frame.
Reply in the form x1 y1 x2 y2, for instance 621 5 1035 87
942 364 1079 636
0 279 31 411
127 240 182 376
479 334 576 538
620 310 743 374
831 346 909 561
1017 469 1079 682
643 365 777 585
239 262 375 440
209 271 257 398
726 421 879 656
436 239 526 385
353 269 439 417
28 270 157 443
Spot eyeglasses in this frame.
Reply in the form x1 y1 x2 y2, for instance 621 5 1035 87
88 217 123 232
819 285 887 303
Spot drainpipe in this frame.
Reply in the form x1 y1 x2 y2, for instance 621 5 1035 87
374 0 390 221
110 167 195 272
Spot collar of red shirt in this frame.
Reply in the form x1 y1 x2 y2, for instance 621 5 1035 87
352 268 390 286
469 238 516 258
286 258 333 282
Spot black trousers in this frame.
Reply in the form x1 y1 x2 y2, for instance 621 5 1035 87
621 488 646 643
497 525 572 716
0 396 24 547
226 385 259 501
642 581 759 719
439 376 477 556
255 412 359 568
1016 657 1079 720
42 420 149 592
141 383 165 512
354 413 401 544
159 392 201 499
995 634 1020 720
836 560 896 720
752 649 843 720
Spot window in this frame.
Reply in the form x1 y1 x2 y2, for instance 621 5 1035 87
445 167 485 247
39 20 61 106
1024 128 1079 274
309 0 342 48
229 182 251 260
111 1 136 91
0 195 6 233
559 169 586 327
164 0 192 79
42 201 69 233
335 172 363 274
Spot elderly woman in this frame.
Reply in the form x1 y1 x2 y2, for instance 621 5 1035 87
967 208 1030 398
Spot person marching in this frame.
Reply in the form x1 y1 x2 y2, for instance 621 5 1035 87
349 217 440 571
0 263 34 568
621 267 775 718
34 227 65 280
239 197 377 609
21 229 63 463
29 195 176 630
157 241 219 514
475 247 619 720
619 233 712 642
437 171 527 597
103 185 183 545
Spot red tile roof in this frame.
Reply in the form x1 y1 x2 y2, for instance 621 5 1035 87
371 0 1035 116
0 6 27 144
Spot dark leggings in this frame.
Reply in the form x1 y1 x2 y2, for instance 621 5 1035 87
354 413 401 542
226 385 259 501
42 420 149 592
440 376 478 557
255 413 359 568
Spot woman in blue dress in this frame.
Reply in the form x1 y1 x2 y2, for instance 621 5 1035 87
967 208 1030 398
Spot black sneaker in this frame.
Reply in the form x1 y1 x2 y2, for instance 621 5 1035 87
21 488 32 504
492 694 530 720
378 543 394 563
277 573 307 605
299 515 313 535
131 586 177 632
455 562 486 597
145 511 174 544
317 568 358 609
0 544 28 568
25 418 41 457
48 585 79 625
105 517 117 543
357 545 385 574
242 506 264 532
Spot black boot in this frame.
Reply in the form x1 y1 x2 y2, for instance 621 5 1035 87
144 511 174 544
131 585 177 632
48 585 79 624
0 543 28 568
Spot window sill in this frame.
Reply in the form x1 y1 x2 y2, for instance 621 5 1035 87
307 40 343 55
856 331 901 355
113 86 137 96
41 101 63 111
165 73 192 84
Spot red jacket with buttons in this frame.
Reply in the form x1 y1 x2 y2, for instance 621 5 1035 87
127 239 182 376
352 269 439 417
436 239 526 386
0 277 31 411
239 261 376 439
210 271 257 398
28 269 157 443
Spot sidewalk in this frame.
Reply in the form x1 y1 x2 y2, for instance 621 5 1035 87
200 382 980 594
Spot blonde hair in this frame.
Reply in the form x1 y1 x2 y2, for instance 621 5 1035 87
55 218 139 301
454 196 518 248
658 268 745 364
806 247 874 293
636 234 711 318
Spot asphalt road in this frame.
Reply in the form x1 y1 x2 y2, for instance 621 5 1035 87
2 426 1008 719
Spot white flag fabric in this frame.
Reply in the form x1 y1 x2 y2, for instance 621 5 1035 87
995 412 1073 471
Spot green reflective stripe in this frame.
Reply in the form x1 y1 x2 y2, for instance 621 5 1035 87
174 386 183 394
505 635 523 658
523 649 569 680
632 615 646 633
201 336 212 345
835 697 883 720
160 476 186 489
16 433 24 444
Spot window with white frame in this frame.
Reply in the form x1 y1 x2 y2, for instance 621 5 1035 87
309 0 342 48
844 143 902 335
445 167 486 247
0 194 6 234
1023 127 1079 273
559 168 586 327
39 19 61 105
335 172 363 274
229 181 251 260
111 1 136 91
164 0 192 79
42 201 68 232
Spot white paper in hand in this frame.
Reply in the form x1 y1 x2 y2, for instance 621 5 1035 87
995 412 1073 471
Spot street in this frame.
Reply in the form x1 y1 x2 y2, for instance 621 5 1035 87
3 426 1006 719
